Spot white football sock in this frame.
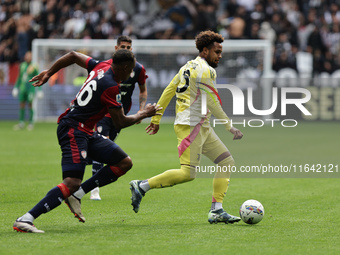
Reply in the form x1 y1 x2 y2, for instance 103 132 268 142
139 180 150 192
211 202 223 211
73 187 85 199
19 212 34 223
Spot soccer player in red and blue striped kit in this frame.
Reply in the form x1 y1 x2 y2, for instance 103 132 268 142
13 49 161 233
90 36 148 200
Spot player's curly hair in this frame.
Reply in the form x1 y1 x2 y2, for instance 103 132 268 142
112 49 135 65
195 31 224 52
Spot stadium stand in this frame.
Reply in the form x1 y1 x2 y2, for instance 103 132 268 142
0 0 339 76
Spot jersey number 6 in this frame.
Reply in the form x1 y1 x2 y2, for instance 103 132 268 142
76 71 97 106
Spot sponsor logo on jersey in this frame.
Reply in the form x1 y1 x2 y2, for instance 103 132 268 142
209 67 215 79
177 98 186 103
81 150 87 159
97 69 104 79
120 83 132 87
116 94 122 103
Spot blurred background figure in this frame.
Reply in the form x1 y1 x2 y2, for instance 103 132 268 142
12 51 42 130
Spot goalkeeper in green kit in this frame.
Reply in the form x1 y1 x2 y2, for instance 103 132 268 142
12 51 42 130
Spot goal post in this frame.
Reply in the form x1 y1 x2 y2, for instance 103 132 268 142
32 39 273 122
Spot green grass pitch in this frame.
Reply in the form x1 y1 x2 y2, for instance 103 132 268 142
0 120 339 255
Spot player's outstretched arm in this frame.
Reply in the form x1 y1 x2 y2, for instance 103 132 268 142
29 51 90 87
229 127 243 140
109 103 162 130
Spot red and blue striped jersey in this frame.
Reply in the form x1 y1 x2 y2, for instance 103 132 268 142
100 59 147 116
58 57 122 133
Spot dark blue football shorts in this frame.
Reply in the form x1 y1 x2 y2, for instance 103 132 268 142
95 116 121 141
57 120 128 179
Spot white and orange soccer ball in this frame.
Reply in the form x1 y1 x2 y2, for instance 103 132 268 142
239 199 264 224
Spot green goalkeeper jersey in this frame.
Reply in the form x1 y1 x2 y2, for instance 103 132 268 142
14 61 39 92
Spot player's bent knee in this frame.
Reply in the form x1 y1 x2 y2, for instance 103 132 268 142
116 156 133 173
108 157 132 178
214 152 234 165
62 177 82 194
225 155 235 166
214 151 231 164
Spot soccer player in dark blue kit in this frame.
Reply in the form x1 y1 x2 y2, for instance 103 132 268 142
13 49 161 233
90 35 148 200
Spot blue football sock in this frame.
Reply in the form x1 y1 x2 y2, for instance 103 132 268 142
80 165 119 194
92 160 104 175
28 184 69 219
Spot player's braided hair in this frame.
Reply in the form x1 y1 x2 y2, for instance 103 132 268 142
195 31 224 52
117 35 132 45
111 49 135 65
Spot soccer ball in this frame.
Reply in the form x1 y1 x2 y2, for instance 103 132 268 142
239 199 264 224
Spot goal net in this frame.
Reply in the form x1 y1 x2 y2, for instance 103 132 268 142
32 39 272 122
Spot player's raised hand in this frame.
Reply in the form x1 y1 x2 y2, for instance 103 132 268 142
29 70 50 87
146 122 159 135
144 103 163 117
230 127 243 140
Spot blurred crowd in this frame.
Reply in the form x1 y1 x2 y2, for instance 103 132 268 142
1 0 340 75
